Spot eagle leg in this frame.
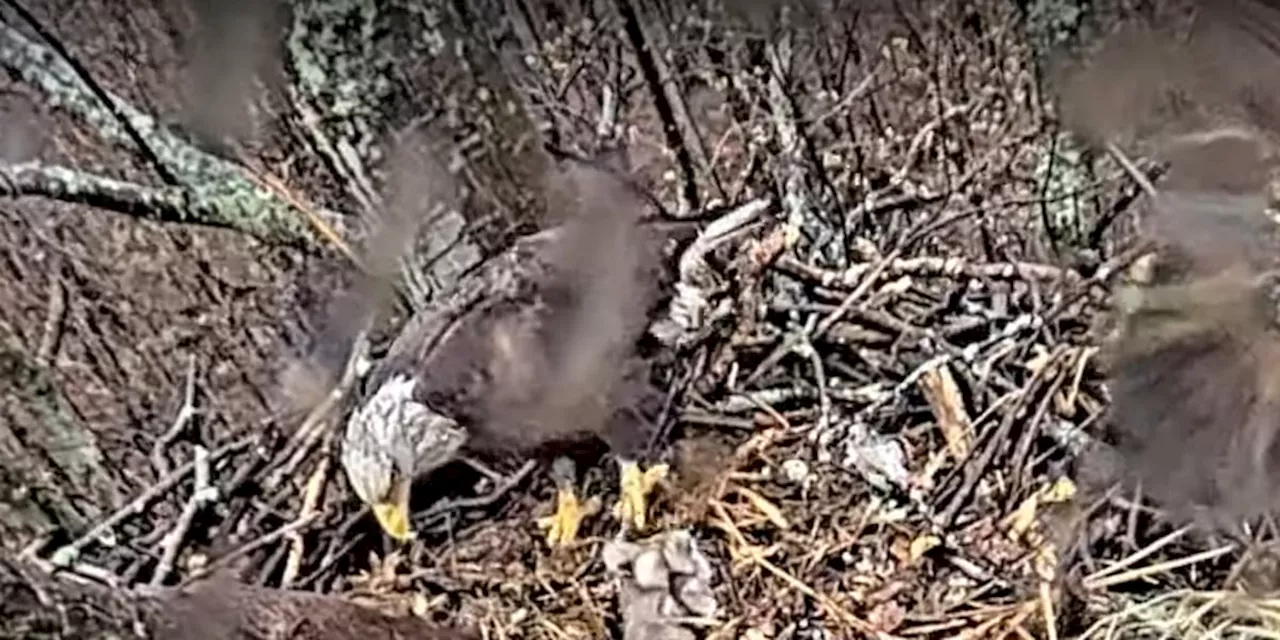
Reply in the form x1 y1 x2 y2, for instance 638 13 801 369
537 456 600 547
611 457 668 533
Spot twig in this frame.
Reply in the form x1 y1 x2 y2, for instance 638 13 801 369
848 314 1042 437
596 49 620 142
265 329 370 491
26 554 123 589
767 33 817 235
297 460 538 589
712 387 810 413
0 21 312 244
653 198 770 347
796 322 832 433
242 167 360 268
937 342 1061 527
613 0 701 214
460 456 505 483
150 353 199 476
775 254 1080 288
0 162 194 221
1084 525 1191 586
295 510 373 590
34 271 65 366
680 200 771 284
746 252 898 386
281 454 330 588
414 459 539 531
150 445 218 586
1105 141 1158 200
1083 545 1237 590
178 514 320 588
48 437 252 568
1007 359 1070 502
1040 580 1059 640
709 500 875 634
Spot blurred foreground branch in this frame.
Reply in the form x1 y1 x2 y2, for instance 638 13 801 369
0 555 470 639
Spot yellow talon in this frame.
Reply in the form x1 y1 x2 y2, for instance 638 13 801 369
537 486 600 547
612 460 669 531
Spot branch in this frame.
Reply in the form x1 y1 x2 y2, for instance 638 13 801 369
0 0 178 185
3 162 212 227
0 20 318 244
0 556 472 639
614 0 701 215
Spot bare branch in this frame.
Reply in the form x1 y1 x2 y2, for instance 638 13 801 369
0 21 319 244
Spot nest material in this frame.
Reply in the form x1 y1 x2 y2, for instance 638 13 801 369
38 3 1280 637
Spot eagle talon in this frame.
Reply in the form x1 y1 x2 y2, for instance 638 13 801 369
612 460 669 532
538 486 600 547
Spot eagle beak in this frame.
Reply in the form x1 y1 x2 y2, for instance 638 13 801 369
371 479 414 542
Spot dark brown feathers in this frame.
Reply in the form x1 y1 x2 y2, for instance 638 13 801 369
389 162 672 461
1106 289 1280 522
0 555 472 640
157 576 476 640
1102 128 1280 524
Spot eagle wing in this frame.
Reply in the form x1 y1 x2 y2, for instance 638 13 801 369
1104 128 1280 522
359 161 670 463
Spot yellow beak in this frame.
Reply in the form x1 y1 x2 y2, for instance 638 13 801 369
371 480 414 542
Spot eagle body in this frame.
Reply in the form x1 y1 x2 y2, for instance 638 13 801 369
340 172 674 541
1102 127 1280 524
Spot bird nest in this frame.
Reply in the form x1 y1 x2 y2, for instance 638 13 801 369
21 1 1280 639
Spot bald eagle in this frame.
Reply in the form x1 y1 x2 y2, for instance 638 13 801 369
339 173 675 544
1103 127 1280 525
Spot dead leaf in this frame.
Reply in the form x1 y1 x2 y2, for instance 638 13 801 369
908 534 941 563
867 599 907 632
1006 494 1041 540
1043 477 1077 503
919 364 972 460
1005 478 1077 541
745 225 793 272
913 449 949 491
